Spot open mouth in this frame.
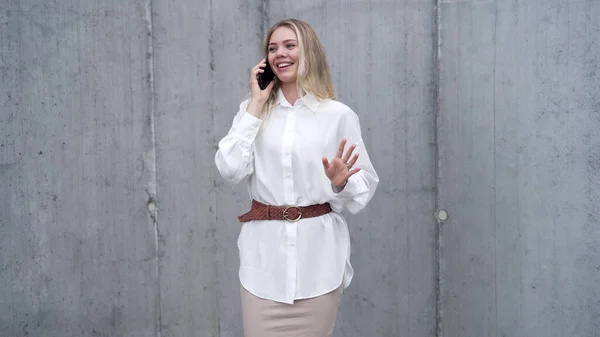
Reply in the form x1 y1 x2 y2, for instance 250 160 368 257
277 62 293 70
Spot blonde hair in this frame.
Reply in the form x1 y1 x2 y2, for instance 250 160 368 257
261 19 336 114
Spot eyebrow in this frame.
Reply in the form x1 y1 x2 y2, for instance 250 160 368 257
268 39 297 45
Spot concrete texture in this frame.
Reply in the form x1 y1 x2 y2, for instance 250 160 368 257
438 0 600 336
0 2 159 337
151 0 263 336
0 0 598 337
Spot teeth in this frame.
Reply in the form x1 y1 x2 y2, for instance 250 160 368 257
278 63 292 68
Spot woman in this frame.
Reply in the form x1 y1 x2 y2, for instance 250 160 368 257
215 19 379 337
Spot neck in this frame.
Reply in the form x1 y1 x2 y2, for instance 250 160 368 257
281 81 300 106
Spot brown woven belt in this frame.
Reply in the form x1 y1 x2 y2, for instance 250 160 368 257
238 199 332 222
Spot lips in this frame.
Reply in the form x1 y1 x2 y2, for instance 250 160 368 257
277 62 293 70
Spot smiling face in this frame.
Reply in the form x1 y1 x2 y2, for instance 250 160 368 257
267 26 300 84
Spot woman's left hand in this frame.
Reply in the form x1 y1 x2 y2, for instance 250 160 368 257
322 139 361 189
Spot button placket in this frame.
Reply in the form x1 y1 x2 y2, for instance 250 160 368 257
281 108 296 205
281 107 297 301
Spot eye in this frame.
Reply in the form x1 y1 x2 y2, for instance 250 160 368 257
286 43 296 49
268 46 277 53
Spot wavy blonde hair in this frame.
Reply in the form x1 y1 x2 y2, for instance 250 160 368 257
261 19 336 114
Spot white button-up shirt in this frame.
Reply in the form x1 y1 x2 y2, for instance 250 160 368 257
215 89 379 304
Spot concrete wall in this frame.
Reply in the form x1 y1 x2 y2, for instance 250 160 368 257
0 2 159 336
438 1 600 337
0 1 597 337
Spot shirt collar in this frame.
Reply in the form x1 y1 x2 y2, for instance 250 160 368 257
300 92 320 112
276 89 292 108
276 88 321 112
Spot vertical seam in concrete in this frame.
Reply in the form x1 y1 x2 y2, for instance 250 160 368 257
433 0 443 336
261 0 269 36
143 0 161 336
208 0 220 335
403 0 411 336
492 2 499 336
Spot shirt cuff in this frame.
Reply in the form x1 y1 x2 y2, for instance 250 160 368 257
331 175 365 198
233 112 262 144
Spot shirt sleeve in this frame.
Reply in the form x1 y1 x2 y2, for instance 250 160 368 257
331 109 379 214
214 99 262 184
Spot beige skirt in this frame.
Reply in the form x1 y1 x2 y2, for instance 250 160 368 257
240 284 343 337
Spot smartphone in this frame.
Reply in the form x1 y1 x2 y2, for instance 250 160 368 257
257 61 275 90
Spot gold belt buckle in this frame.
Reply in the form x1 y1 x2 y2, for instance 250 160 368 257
283 206 302 222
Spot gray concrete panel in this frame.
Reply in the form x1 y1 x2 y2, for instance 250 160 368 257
438 1 600 336
0 3 159 337
151 0 262 336
150 1 216 336
210 1 264 336
265 1 438 336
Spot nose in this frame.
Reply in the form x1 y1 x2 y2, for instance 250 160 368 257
275 46 286 57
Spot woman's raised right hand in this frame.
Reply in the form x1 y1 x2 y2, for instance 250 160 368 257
247 59 275 118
